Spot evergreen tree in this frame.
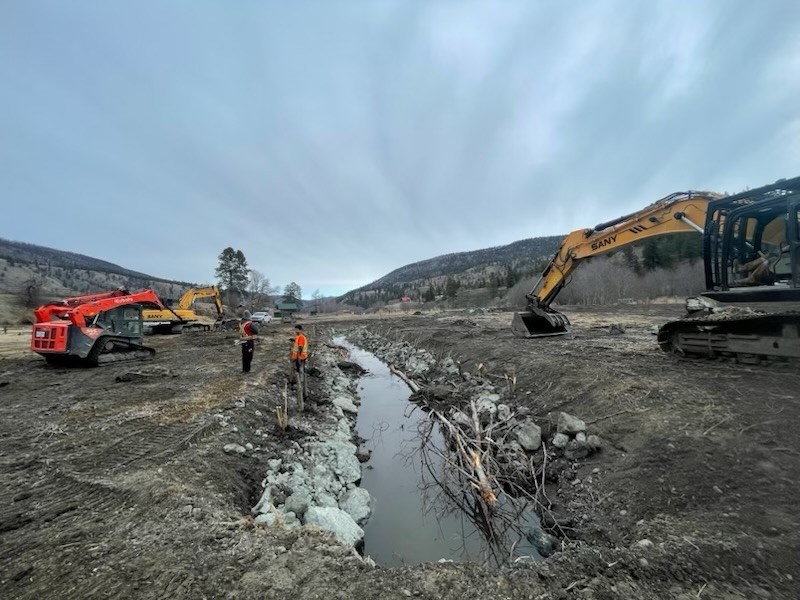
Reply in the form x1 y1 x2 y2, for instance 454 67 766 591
445 276 460 299
283 281 302 304
641 239 662 271
622 246 642 275
215 247 249 295
505 265 517 288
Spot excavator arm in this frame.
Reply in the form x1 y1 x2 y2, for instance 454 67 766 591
34 289 165 327
67 290 165 327
512 190 720 337
176 286 224 316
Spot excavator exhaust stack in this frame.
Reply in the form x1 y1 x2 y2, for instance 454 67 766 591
511 307 570 338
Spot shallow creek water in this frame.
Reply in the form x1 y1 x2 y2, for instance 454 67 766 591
339 337 537 567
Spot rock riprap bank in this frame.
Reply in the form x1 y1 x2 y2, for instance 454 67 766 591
251 344 372 547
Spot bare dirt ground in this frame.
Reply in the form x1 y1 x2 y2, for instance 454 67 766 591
1 306 798 599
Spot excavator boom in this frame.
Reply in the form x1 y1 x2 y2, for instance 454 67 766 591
513 175 800 364
512 190 720 337
176 285 223 313
143 285 224 334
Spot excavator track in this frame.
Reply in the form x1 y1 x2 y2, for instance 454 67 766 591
89 336 156 366
657 311 800 364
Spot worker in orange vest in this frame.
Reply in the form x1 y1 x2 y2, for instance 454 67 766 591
290 324 309 374
240 318 259 373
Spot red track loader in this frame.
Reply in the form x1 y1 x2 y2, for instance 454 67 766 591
31 288 166 366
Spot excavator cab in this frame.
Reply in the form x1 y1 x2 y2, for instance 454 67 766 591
705 179 800 292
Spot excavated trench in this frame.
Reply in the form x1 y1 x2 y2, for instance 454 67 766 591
339 338 539 566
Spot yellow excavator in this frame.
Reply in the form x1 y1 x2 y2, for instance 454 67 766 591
142 285 224 334
512 176 800 362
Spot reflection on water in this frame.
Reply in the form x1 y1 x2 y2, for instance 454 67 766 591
338 337 538 567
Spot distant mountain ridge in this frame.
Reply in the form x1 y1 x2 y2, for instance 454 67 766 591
0 237 193 302
341 235 562 305
0 238 176 282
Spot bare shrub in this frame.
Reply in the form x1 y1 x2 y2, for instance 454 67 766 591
504 278 533 307
545 257 705 305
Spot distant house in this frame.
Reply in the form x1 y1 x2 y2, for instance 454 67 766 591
275 300 302 322
400 295 412 302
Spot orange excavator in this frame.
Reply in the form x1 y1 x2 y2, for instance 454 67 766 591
31 288 166 366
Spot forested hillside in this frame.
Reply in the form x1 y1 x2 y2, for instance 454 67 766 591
340 236 563 307
0 238 194 311
341 231 706 310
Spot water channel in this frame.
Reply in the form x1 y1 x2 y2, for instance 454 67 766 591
338 338 538 567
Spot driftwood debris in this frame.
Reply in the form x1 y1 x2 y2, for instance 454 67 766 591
388 364 421 393
414 398 556 565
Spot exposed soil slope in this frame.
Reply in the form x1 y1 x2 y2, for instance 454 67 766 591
0 306 797 599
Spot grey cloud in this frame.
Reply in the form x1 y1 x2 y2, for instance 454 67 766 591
1 1 798 295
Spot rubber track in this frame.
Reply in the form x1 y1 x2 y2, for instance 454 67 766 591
658 311 800 360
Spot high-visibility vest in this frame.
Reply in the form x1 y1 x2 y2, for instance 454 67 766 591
291 333 308 360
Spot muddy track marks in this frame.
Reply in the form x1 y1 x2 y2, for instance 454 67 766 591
0 468 135 558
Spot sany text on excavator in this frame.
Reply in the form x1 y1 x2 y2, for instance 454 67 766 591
512 176 800 363
31 288 165 366
142 285 225 334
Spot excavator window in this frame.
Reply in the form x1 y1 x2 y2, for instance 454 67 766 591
727 210 792 287
728 216 760 286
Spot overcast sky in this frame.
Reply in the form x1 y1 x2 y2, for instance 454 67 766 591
2 1 799 296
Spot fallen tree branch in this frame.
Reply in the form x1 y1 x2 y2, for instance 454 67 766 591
389 363 421 393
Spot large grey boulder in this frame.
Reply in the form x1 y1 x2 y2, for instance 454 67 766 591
587 434 603 452
254 512 281 527
515 421 542 451
305 506 365 546
339 487 372 525
329 440 361 484
406 356 431 377
314 492 339 508
552 433 569 448
284 489 312 517
477 393 501 405
526 524 559 557
557 412 586 435
497 404 512 422
450 410 472 429
252 487 273 515
475 396 498 424
254 510 300 529
564 439 591 460
332 394 358 414
441 357 460 376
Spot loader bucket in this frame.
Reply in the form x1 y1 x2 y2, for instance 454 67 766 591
511 308 570 338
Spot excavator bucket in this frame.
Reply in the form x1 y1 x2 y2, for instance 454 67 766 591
511 308 570 338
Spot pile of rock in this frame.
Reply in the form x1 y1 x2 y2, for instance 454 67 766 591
346 327 438 381
551 412 603 460
347 326 604 465
250 346 373 548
